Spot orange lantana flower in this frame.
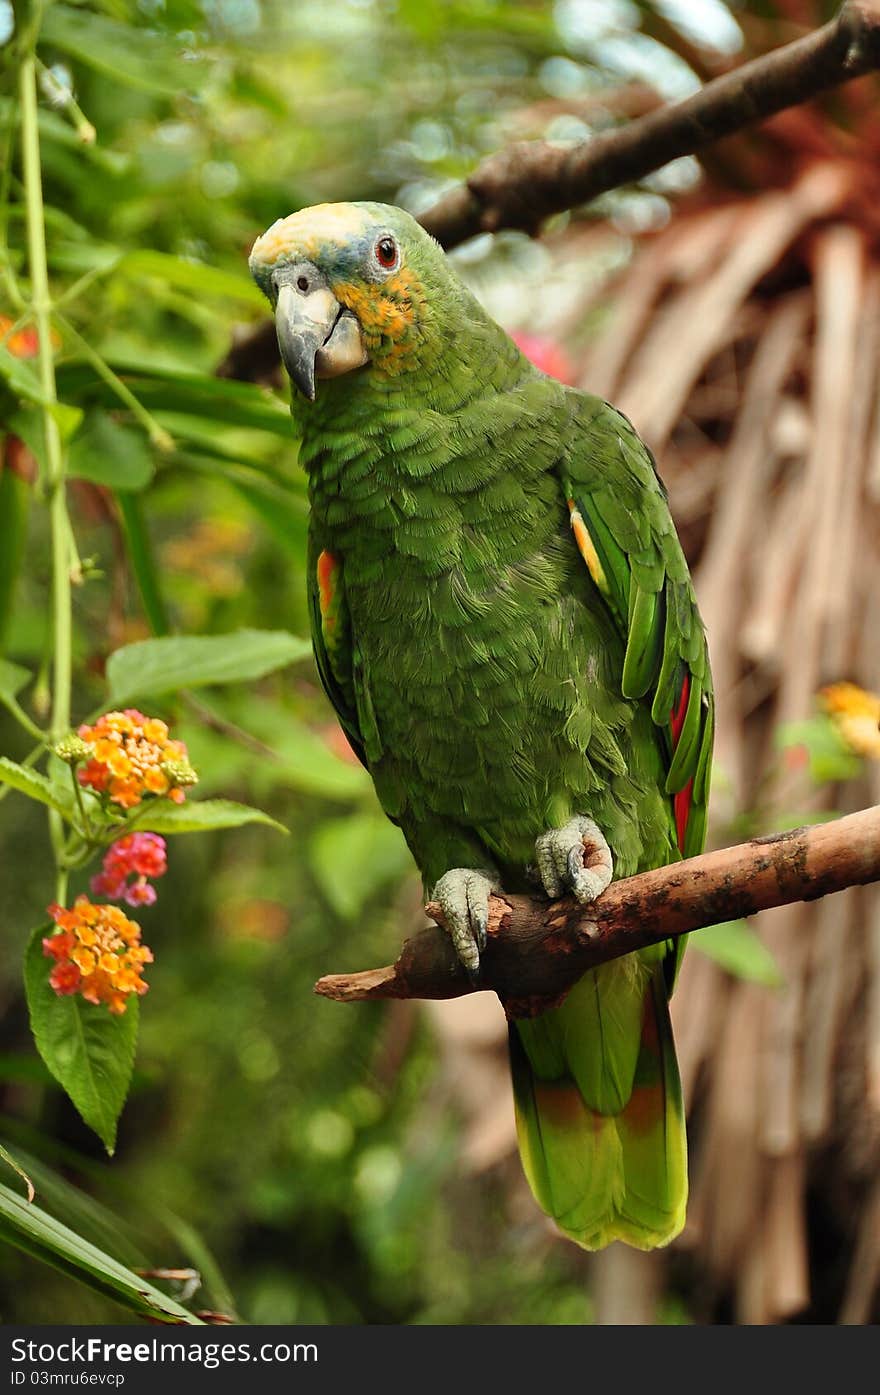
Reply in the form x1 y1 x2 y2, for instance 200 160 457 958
43 898 153 1015
74 709 197 809
0 314 39 359
821 683 880 760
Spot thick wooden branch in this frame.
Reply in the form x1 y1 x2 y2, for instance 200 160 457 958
220 2 880 383
314 806 880 1018
419 0 880 245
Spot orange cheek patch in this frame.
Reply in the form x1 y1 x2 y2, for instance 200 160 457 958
332 268 421 372
334 280 413 334
332 282 375 328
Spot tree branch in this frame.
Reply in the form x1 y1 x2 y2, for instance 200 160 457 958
219 1 880 383
314 806 880 1018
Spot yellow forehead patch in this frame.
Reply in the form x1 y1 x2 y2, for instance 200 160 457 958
250 203 371 266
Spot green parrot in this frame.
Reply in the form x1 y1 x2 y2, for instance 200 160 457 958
249 201 713 1251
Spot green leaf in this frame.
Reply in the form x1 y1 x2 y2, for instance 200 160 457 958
0 757 70 815
776 715 862 784
116 493 170 635
309 812 412 919
180 456 309 557
50 402 84 441
6 404 83 472
0 1181 201 1323
24 926 138 1154
0 1053 53 1086
0 659 31 703
121 250 265 308
0 470 31 652
0 1136 234 1315
695 920 784 987
0 1143 34 1203
0 344 47 405
225 698 371 802
55 362 293 438
0 1142 147 1269
68 409 155 492
156 1207 238 1320
106 630 311 705
40 5 194 97
133 798 287 835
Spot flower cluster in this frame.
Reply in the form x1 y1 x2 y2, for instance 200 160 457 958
43 898 153 1015
0 313 39 359
90 832 167 907
821 682 880 760
73 709 197 810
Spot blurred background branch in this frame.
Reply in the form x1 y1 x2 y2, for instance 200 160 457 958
218 0 880 384
420 0 880 244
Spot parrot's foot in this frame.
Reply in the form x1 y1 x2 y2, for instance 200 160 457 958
533 816 613 903
430 867 499 980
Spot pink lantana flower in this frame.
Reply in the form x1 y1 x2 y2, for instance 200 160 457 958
90 833 167 908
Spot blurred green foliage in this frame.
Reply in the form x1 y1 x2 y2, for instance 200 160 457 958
0 0 750 1325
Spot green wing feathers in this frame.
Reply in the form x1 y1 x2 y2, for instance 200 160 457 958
508 394 710 1252
562 396 714 862
511 962 687 1250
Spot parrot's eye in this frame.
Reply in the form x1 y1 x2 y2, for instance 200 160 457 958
374 235 399 271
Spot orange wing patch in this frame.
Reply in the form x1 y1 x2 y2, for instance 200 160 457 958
567 499 608 594
317 549 342 641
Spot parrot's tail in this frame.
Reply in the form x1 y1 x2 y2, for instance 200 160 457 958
509 956 686 1250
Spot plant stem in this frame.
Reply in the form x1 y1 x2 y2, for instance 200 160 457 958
55 260 118 313
54 311 174 452
70 765 93 840
0 693 46 743
0 102 25 312
35 59 96 145
19 46 72 902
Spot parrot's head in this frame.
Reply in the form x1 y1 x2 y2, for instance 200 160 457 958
249 201 464 401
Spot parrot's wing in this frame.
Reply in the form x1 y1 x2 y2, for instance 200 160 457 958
507 394 710 1251
560 394 714 866
307 537 368 770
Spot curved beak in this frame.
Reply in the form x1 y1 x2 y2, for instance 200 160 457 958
274 282 367 401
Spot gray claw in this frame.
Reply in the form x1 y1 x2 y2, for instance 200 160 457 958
431 867 498 978
535 816 613 904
